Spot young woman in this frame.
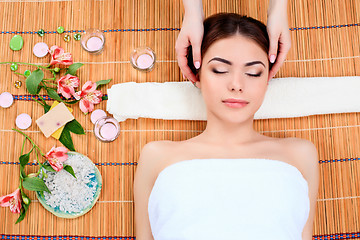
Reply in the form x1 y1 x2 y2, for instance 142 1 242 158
134 13 319 240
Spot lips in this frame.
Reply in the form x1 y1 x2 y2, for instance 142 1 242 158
222 98 249 108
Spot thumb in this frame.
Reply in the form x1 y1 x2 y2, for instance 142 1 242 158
191 42 202 69
268 34 279 64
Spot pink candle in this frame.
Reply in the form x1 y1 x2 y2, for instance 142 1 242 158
100 123 117 140
86 37 103 51
136 53 154 69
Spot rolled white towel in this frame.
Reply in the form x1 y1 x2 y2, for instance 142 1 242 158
106 77 360 122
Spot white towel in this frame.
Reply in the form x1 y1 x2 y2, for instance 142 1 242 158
148 158 310 240
106 77 360 122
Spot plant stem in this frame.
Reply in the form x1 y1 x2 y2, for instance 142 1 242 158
32 97 45 107
20 138 26 155
0 62 48 70
12 128 45 156
14 72 26 77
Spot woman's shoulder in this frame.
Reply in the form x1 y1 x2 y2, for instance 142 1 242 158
138 140 181 168
282 137 319 176
140 140 181 158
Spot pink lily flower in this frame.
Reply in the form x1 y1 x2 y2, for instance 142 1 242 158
45 146 68 172
49 45 73 66
74 81 103 114
57 74 80 99
0 188 22 214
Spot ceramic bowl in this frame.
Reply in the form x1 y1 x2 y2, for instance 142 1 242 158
36 151 102 218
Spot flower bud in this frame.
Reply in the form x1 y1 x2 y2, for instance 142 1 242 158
22 196 30 205
28 173 39 178
54 67 61 73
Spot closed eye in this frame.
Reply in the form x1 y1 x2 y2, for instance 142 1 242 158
246 72 262 77
212 69 228 74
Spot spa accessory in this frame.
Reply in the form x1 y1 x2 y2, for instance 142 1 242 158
10 35 23 51
94 116 120 142
16 113 32 130
80 29 105 54
33 42 49 58
0 92 14 108
107 77 360 122
130 46 156 72
91 109 107 124
36 151 102 218
148 158 309 239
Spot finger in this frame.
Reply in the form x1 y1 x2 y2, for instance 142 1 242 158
268 47 287 79
268 32 280 64
268 33 291 78
191 40 202 69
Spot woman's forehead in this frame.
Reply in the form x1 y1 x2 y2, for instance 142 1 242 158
203 35 268 64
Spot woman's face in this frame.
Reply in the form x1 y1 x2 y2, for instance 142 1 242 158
197 34 270 124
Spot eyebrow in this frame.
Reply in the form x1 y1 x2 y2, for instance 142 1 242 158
208 57 265 67
208 57 232 65
245 61 265 67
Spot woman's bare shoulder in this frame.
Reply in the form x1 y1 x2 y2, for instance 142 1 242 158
282 137 319 174
140 140 180 160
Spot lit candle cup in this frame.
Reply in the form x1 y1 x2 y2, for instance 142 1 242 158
130 46 156 72
80 29 105 54
94 116 120 142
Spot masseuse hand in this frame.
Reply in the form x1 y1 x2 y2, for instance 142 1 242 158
267 0 291 80
176 0 291 82
175 0 204 83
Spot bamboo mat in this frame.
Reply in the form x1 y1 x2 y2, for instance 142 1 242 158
0 0 360 239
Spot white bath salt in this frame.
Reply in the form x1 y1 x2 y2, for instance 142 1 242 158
42 153 98 213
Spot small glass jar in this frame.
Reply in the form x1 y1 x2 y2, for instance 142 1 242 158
94 116 120 142
80 29 105 54
130 46 156 72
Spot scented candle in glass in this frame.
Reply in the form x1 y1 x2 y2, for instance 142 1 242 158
130 46 156 72
94 116 120 142
80 29 105 54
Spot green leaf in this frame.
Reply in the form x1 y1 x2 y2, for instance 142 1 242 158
63 165 76 178
19 153 30 167
22 177 50 193
102 95 108 100
36 95 51 113
66 119 85 135
46 88 63 102
25 69 44 94
65 63 84 76
15 208 26 224
41 164 56 172
65 99 79 105
44 104 51 113
59 128 75 151
96 79 112 89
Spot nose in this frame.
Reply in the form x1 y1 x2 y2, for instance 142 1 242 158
228 74 243 92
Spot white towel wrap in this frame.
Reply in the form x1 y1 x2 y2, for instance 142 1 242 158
107 77 360 122
148 158 310 240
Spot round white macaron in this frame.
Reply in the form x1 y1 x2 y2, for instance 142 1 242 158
33 42 49 58
0 92 14 108
16 113 32 130
91 109 107 124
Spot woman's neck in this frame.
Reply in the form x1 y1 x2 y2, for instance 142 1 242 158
198 116 261 146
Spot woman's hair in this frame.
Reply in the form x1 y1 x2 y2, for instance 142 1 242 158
187 13 273 76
